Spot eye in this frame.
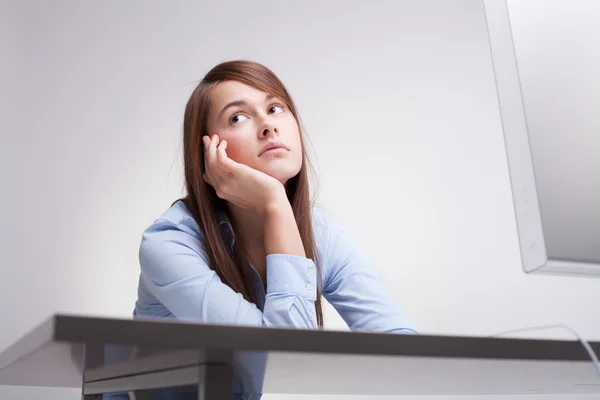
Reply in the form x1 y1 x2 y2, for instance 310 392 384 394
268 104 285 114
230 114 248 124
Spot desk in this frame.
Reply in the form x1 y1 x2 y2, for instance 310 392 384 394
0 314 599 398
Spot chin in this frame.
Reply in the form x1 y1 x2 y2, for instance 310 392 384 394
262 166 300 185
269 172 298 185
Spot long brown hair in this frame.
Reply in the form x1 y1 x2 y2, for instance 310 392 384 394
177 60 323 327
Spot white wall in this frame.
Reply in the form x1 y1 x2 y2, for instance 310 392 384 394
1 0 598 399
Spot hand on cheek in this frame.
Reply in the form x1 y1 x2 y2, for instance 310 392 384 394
202 134 285 215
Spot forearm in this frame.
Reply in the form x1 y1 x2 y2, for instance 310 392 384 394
263 194 306 258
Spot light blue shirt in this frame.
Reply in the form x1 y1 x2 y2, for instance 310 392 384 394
104 200 416 399
134 200 416 334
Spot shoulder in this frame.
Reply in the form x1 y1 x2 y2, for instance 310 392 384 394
144 200 201 238
136 201 225 292
138 200 211 283
139 200 206 261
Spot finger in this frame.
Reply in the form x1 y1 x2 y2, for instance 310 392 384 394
210 135 226 174
202 135 213 174
202 135 211 165
216 140 231 171
203 173 213 186
203 166 216 188
205 135 223 184
208 134 219 159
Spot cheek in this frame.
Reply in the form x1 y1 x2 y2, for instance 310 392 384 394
285 124 303 167
282 119 301 147
291 131 303 158
223 139 252 164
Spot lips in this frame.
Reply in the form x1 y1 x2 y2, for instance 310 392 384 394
259 142 289 156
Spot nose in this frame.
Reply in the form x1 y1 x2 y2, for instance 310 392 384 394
259 117 278 138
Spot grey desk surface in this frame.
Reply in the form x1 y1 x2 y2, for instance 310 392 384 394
0 314 599 396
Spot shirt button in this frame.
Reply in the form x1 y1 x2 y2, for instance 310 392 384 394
307 268 314 275
306 283 313 290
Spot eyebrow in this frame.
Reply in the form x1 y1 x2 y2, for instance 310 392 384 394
218 94 277 120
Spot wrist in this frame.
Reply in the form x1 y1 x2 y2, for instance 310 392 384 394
261 187 306 258
262 186 289 217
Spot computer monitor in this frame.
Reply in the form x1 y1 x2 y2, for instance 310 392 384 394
484 0 600 277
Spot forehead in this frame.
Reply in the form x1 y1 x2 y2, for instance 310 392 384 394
210 80 269 107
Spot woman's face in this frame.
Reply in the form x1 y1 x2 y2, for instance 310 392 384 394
205 80 303 184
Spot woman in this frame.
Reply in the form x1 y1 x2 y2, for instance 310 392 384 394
134 59 416 334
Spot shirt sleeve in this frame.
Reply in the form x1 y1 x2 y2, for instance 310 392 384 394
319 213 418 334
138 219 318 330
